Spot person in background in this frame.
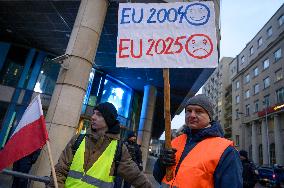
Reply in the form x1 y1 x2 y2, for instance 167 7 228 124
114 131 143 188
123 131 143 188
153 94 243 188
48 102 152 188
239 150 258 188
12 149 41 188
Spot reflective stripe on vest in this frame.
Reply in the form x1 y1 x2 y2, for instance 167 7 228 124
162 134 233 188
65 138 118 188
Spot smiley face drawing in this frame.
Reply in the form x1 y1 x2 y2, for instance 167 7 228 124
185 34 213 59
185 3 210 26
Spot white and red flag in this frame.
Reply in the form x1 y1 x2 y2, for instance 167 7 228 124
0 95 48 171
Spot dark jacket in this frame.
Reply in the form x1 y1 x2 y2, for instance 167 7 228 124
124 141 142 164
241 159 257 188
48 128 152 188
12 149 41 188
153 121 243 188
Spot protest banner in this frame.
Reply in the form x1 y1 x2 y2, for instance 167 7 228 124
117 2 217 68
117 2 217 181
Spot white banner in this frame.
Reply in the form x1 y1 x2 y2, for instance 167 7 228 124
116 2 218 68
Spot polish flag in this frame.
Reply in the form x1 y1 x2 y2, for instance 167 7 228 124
0 95 48 171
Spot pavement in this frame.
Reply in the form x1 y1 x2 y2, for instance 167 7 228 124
145 156 161 188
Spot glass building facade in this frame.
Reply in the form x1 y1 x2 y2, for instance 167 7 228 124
81 69 134 128
0 42 139 147
0 42 60 147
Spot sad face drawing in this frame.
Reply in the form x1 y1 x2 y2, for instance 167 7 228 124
185 34 213 59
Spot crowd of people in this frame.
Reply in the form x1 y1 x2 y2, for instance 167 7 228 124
11 95 264 188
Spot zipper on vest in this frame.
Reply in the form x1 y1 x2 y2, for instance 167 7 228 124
175 137 192 175
171 137 192 188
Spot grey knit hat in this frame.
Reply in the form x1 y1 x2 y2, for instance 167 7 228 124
185 94 214 121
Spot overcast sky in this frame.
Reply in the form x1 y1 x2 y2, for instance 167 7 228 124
220 0 283 58
160 1 284 140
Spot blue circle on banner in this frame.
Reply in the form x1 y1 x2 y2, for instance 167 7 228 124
185 3 210 26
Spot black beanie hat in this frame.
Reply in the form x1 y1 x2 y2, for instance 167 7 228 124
127 131 136 139
94 102 118 129
239 150 248 159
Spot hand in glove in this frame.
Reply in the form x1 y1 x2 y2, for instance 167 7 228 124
159 148 177 167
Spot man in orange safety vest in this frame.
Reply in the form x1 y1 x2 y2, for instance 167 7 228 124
153 94 242 188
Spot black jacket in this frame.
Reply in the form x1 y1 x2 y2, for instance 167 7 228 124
242 159 257 188
124 140 142 167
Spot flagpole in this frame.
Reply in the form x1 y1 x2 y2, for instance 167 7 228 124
46 140 59 188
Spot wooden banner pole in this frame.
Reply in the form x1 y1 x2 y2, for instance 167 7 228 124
46 140 59 188
163 68 174 181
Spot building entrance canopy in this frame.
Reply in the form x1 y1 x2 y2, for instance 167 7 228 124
0 0 215 138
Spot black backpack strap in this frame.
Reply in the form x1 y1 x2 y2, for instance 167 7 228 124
114 140 123 176
72 134 85 155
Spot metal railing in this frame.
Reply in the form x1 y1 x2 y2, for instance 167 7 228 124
0 169 50 186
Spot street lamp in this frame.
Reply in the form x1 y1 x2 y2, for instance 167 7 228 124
263 100 270 165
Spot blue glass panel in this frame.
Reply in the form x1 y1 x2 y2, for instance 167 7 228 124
83 68 95 105
0 42 10 71
17 49 36 88
33 56 59 95
100 76 132 118
0 45 30 87
27 51 46 90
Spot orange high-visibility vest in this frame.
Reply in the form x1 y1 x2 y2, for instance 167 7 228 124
162 134 233 188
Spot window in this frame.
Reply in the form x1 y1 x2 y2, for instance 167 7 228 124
275 69 283 82
254 84 259 94
244 74 250 83
236 95 240 104
263 77 270 89
250 46 254 55
245 104 250 116
241 56 245 64
278 14 284 26
263 59 270 69
245 90 250 99
267 27 272 37
101 76 132 118
258 126 262 135
253 67 259 77
254 100 259 112
258 37 263 47
236 109 239 119
274 48 282 61
33 55 60 95
0 45 30 87
236 135 240 146
264 95 270 107
0 101 9 132
270 143 276 165
236 81 240 89
276 87 284 103
259 144 263 165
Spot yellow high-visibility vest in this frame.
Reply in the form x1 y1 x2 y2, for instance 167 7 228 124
65 138 118 188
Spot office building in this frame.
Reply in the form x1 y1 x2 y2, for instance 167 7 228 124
231 5 284 165
202 57 233 138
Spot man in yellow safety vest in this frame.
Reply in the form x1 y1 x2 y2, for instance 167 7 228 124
48 102 152 188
